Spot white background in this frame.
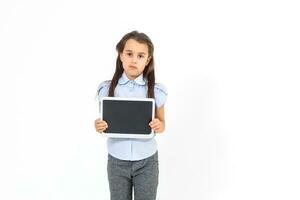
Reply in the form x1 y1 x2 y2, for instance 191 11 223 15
1 0 300 199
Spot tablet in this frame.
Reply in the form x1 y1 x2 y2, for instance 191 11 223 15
100 97 155 139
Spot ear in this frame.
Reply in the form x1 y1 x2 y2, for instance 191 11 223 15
146 56 152 65
119 53 124 63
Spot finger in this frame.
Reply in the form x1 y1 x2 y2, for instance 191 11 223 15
149 123 156 129
95 123 106 127
149 118 158 125
150 119 159 125
150 123 159 130
96 125 108 130
96 122 107 126
96 121 107 125
96 123 108 129
97 127 107 132
151 122 160 127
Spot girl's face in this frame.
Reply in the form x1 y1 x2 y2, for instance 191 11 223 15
120 39 151 80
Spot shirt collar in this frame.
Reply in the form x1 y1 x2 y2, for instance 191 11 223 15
118 72 146 85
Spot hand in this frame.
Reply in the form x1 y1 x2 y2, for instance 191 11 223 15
149 118 165 133
94 118 108 133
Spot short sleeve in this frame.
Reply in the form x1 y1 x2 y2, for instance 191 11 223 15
154 83 168 108
96 80 110 102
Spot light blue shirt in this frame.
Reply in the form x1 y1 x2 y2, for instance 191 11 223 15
97 72 167 161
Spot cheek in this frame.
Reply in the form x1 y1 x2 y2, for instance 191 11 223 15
121 59 130 67
141 60 148 67
120 54 128 64
139 65 146 72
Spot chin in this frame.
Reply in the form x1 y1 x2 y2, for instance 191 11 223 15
127 71 139 77
131 74 139 78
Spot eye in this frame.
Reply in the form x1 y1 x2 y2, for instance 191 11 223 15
127 53 132 56
138 55 144 58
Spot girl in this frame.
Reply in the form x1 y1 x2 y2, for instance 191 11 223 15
94 31 167 200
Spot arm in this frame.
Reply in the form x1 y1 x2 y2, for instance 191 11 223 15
149 105 165 133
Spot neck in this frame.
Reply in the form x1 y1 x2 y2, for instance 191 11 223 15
125 72 140 80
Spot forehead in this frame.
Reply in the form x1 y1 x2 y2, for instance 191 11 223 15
123 39 148 54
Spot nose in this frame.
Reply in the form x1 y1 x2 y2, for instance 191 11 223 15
132 55 138 64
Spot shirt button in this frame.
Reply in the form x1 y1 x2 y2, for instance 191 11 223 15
129 81 134 91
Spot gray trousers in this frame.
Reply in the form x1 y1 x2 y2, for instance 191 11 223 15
107 151 159 200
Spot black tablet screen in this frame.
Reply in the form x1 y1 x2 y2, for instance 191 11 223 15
102 100 153 134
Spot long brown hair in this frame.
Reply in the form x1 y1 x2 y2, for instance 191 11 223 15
108 30 155 98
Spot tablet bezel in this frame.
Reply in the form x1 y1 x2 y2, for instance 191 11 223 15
100 97 155 139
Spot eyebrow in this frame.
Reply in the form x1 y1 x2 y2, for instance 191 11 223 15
124 49 146 55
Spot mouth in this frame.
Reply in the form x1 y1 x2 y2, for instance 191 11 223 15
129 65 137 69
